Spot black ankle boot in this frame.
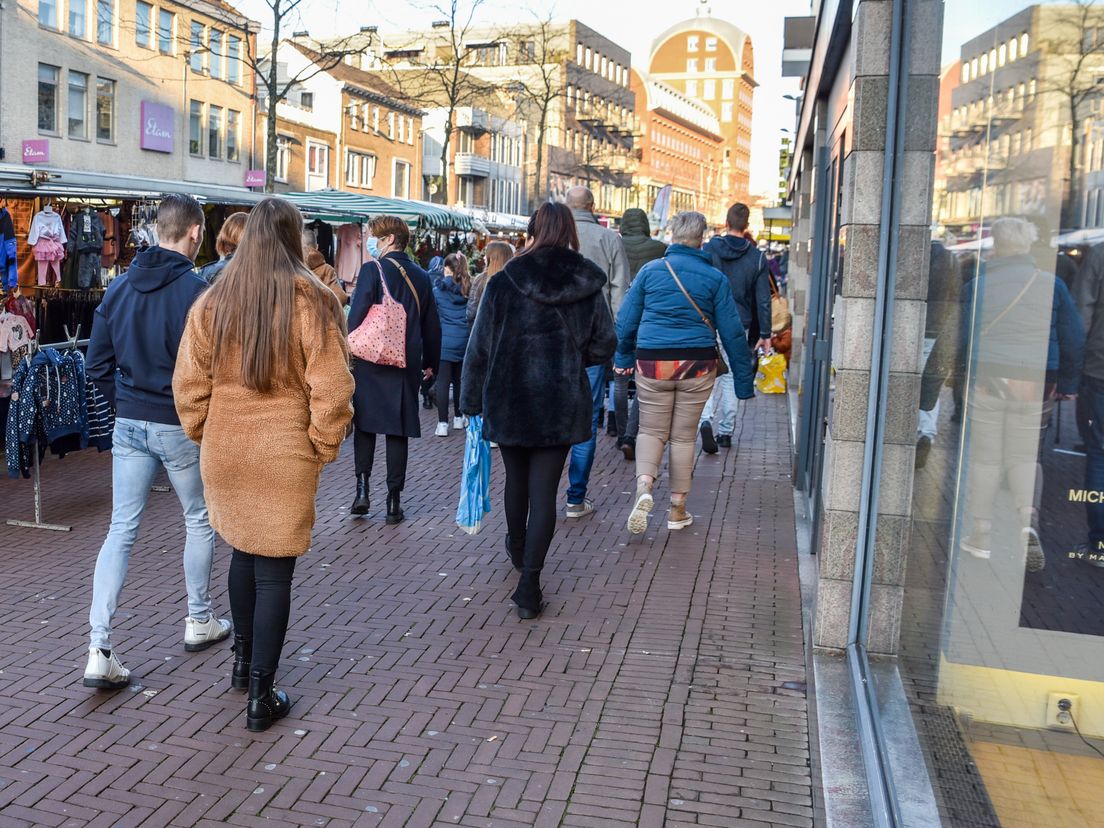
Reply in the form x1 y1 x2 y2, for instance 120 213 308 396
386 489 404 525
246 669 294 732
351 474 370 515
512 570 544 619
231 635 251 691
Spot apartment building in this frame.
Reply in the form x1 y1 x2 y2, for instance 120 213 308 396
2 0 260 189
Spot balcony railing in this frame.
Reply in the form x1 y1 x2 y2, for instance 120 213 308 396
455 153 491 177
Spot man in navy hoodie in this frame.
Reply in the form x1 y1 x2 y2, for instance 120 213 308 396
83 194 231 690
698 203 772 452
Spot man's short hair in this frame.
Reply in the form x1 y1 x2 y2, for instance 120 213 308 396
369 215 411 251
726 203 751 232
565 186 595 211
156 194 204 243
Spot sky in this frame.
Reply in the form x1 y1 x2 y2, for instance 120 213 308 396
234 0 811 199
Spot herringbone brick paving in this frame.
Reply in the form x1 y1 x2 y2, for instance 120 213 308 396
0 394 813 827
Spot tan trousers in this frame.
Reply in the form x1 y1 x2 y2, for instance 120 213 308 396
635 370 717 494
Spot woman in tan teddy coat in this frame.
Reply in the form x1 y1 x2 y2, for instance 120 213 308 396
173 196 353 732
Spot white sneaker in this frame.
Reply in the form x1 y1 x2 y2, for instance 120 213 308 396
184 615 232 652
627 489 654 535
435 422 450 437
565 499 595 519
83 646 131 689
453 416 466 430
490 442 499 449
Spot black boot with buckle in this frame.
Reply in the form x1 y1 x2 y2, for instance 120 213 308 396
246 669 294 732
231 635 251 691
386 489 404 525
351 473 370 515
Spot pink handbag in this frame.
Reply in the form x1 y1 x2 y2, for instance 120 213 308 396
348 262 409 367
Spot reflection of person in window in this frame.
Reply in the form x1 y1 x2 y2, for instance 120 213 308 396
1073 239 1104 564
927 218 1084 571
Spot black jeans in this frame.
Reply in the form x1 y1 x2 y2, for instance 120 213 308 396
499 445 570 609
613 374 640 444
437 360 463 422
228 550 296 676
354 430 409 491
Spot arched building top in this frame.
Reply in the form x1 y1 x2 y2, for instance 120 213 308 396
648 16 754 81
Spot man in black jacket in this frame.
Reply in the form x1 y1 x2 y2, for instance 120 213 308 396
84 194 230 690
698 203 771 451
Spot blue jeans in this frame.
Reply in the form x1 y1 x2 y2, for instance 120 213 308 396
89 418 216 649
700 367 738 436
567 365 607 504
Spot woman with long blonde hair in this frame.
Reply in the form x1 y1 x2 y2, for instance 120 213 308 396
173 196 354 731
467 241 514 328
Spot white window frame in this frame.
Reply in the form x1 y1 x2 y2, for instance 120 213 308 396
226 109 240 162
393 158 411 198
687 58 698 73
687 35 699 52
95 76 115 143
39 0 59 29
307 140 329 177
96 0 115 46
70 0 88 39
67 69 89 140
274 135 290 182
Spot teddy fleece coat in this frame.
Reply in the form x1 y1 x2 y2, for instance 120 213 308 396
172 276 354 557
461 246 617 447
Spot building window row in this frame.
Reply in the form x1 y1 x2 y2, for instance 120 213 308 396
189 99 241 161
575 42 628 87
565 86 630 125
38 62 116 143
952 79 1037 127
686 35 719 53
962 32 1030 82
188 22 243 84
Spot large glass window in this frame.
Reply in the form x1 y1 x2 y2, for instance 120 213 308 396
393 159 411 198
67 71 88 139
157 9 174 54
95 77 114 142
135 1 151 47
209 30 223 79
38 64 59 133
208 104 222 158
39 0 58 28
226 109 239 162
69 0 87 38
190 22 205 73
189 100 203 155
96 0 113 45
227 35 241 85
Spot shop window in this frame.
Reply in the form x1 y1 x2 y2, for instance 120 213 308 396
38 64 60 134
39 0 58 28
69 0 87 39
208 104 222 158
190 22 205 73
227 109 240 162
189 100 203 155
96 0 113 45
135 1 151 47
209 30 223 79
95 77 114 142
228 36 241 85
393 159 411 199
157 9 174 54
687 35 699 53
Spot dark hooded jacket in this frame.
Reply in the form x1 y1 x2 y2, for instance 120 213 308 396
620 208 667 279
461 246 617 447
433 275 470 362
703 234 771 339
87 246 207 425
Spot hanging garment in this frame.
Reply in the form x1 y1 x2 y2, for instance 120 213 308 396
98 211 118 268
27 209 67 247
0 208 17 290
85 374 114 452
5 295 36 335
308 219 335 265
335 224 366 284
0 311 34 353
78 252 101 289
74 210 106 253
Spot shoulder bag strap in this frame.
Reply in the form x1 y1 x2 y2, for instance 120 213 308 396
374 260 394 303
664 260 717 337
390 260 422 316
980 270 1039 337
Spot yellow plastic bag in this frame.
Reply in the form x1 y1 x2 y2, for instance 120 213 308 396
755 352 788 395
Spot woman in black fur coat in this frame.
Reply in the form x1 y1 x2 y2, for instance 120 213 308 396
461 203 616 619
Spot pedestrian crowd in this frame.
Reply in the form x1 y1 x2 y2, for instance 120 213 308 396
80 188 780 732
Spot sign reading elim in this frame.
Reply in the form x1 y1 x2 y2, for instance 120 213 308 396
140 102 174 153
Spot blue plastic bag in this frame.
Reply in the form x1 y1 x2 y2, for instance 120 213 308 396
456 415 492 534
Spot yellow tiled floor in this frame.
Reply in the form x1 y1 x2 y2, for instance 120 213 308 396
971 741 1104 827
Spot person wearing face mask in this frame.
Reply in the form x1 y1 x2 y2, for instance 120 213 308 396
348 216 442 522
83 194 232 691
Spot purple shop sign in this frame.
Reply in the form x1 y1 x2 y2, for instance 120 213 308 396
22 139 49 165
245 169 267 188
140 101 174 153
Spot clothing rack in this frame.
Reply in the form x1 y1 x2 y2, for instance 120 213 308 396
6 325 87 532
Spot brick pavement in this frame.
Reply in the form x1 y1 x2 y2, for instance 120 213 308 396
0 394 814 827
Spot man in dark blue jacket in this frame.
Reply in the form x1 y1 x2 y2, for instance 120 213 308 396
698 203 772 451
83 194 230 691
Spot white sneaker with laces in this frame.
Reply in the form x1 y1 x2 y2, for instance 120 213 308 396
453 416 466 430
83 646 131 689
565 499 595 519
184 615 232 652
435 422 450 437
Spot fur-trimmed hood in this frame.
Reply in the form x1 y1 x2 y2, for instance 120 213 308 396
504 247 607 307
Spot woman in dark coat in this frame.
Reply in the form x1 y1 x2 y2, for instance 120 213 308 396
462 203 616 620
348 216 441 523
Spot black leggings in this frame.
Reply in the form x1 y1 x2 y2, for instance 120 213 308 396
499 445 570 589
437 360 463 422
228 550 296 676
354 430 409 491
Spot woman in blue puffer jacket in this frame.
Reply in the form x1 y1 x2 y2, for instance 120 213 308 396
432 253 471 436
